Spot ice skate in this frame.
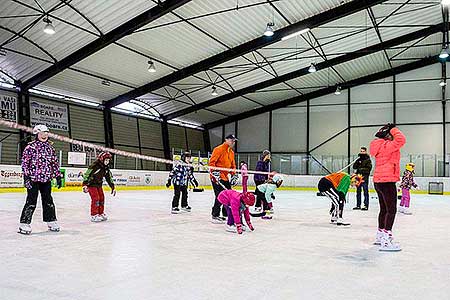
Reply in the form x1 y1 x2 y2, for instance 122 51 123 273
47 221 60 232
361 206 368 211
100 213 108 221
336 218 351 227
373 230 384 245
211 216 225 224
253 207 262 213
91 214 103 222
18 223 32 235
181 206 191 212
398 206 404 214
226 225 236 233
261 211 272 219
402 207 412 215
379 234 402 252
171 207 180 214
353 206 361 210
330 216 338 224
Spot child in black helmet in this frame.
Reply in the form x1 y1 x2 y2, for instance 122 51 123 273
166 152 198 214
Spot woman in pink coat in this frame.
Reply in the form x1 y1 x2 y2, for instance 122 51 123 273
218 191 255 234
370 124 406 252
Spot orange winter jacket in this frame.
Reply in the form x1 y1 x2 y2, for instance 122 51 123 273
209 143 236 181
370 127 406 183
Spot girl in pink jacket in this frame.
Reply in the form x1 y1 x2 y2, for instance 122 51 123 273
218 191 255 234
370 124 406 252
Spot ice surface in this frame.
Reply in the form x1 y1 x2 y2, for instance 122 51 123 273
0 189 449 300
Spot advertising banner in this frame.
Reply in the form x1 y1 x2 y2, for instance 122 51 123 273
0 94 17 122
30 100 69 131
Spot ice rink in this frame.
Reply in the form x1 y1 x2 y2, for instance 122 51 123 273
0 189 449 300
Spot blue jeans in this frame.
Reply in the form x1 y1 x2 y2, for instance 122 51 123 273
356 180 369 208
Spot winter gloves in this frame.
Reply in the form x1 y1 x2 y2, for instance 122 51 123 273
56 176 62 189
375 123 396 138
23 176 62 189
23 176 32 189
82 186 89 193
211 170 221 183
166 179 172 188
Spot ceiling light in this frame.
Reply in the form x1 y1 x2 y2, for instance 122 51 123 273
101 80 111 86
211 86 218 96
0 48 6 56
439 79 447 87
43 18 55 35
308 63 317 73
439 47 449 59
148 60 156 73
281 28 310 41
264 22 274 37
334 86 342 95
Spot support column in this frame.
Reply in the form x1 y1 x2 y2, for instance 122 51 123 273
306 99 310 175
347 88 351 173
103 107 114 148
17 88 31 154
161 117 171 171
442 61 447 177
203 129 211 153
393 75 397 124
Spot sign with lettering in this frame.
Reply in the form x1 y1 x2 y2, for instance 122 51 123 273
30 100 69 131
0 94 17 122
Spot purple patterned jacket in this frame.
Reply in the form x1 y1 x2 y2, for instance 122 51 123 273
399 170 417 190
21 140 61 183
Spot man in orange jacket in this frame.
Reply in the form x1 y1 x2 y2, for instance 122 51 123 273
209 134 238 224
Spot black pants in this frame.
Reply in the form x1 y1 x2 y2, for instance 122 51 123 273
254 180 265 208
20 181 57 224
318 178 345 218
211 180 231 217
356 179 370 208
374 182 397 231
172 185 188 208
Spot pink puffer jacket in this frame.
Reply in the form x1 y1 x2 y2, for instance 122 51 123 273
370 128 406 183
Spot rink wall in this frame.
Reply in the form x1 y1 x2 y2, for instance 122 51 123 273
0 164 449 194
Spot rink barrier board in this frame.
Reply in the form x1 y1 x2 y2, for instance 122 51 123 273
0 186 448 195
0 164 449 194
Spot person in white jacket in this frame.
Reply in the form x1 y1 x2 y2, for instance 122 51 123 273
256 173 283 219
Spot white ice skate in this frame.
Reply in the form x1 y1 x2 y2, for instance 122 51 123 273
373 230 384 245
18 223 32 235
402 207 412 215
181 206 192 212
100 213 108 221
211 216 225 224
379 235 402 252
336 218 351 227
226 225 236 233
91 215 103 222
253 207 262 213
47 221 60 232
330 216 338 224
398 206 404 214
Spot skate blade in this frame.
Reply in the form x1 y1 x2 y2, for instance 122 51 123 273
48 229 60 232
373 242 381 246
18 230 31 235
379 248 402 252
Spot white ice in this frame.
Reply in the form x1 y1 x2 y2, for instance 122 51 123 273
0 189 449 300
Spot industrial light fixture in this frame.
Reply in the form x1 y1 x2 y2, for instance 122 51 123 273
439 47 449 59
101 80 111 86
281 28 310 41
43 17 55 35
308 63 317 73
148 60 156 73
211 86 218 96
264 22 274 37
439 79 447 87
334 85 342 95
0 48 6 56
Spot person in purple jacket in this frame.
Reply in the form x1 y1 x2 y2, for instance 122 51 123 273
18 125 62 235
254 150 271 212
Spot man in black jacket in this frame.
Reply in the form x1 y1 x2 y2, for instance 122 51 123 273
353 147 372 210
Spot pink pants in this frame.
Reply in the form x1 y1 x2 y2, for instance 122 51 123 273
400 188 410 208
